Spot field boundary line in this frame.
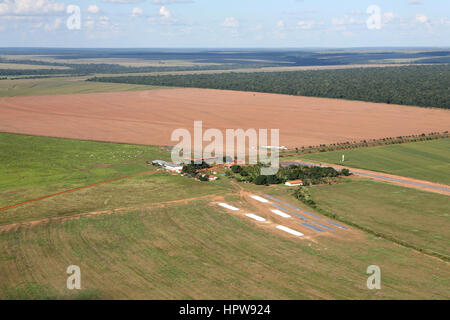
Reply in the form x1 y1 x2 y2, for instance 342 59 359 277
0 170 158 213
0 193 227 232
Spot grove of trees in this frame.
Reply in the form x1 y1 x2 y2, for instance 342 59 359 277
229 164 350 186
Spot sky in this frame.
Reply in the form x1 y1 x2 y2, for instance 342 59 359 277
0 0 449 48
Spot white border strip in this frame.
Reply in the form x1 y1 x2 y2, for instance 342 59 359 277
245 214 266 222
271 209 291 218
276 225 304 237
218 203 239 211
250 195 270 203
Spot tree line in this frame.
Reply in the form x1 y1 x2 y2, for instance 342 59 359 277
89 65 450 109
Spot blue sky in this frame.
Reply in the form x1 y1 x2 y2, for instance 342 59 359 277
0 0 449 47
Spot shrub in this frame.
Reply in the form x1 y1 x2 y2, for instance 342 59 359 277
254 175 267 185
240 168 249 176
266 175 280 184
231 165 242 174
293 187 316 208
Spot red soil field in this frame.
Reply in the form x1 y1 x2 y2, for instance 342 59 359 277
0 88 449 148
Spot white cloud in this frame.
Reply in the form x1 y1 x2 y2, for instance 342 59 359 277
153 0 193 4
0 0 65 16
416 13 428 23
331 15 365 30
87 5 100 14
131 7 143 17
349 10 364 16
159 6 171 19
222 17 239 28
440 17 450 26
383 12 395 24
331 17 346 26
85 18 95 28
99 16 110 27
297 20 314 29
101 0 143 3
408 0 422 5
251 24 262 31
277 20 284 28
45 17 62 31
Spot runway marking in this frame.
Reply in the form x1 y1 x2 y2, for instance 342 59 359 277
245 213 266 222
250 195 270 203
301 222 325 232
271 209 291 218
264 194 282 202
276 225 304 237
218 203 239 211
326 220 348 230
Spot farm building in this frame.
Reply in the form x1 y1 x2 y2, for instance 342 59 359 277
152 160 183 173
261 145 288 151
285 180 304 187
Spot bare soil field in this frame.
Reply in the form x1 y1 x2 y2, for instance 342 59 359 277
0 88 449 148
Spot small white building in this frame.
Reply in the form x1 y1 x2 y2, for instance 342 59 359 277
152 160 183 173
285 180 304 187
261 146 288 151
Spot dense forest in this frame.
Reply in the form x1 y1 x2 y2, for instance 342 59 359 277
1 48 450 78
89 65 450 109
0 58 260 77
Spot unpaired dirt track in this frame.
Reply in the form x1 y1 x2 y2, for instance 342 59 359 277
0 88 449 148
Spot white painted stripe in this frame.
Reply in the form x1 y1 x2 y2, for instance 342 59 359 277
271 209 291 218
276 225 304 237
245 214 266 222
218 203 239 211
250 195 270 203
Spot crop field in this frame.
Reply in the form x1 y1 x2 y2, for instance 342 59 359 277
0 172 232 226
0 133 172 208
0 133 448 300
0 56 222 67
308 178 450 258
0 63 70 70
298 139 450 185
0 78 166 97
1 88 450 148
1 198 449 300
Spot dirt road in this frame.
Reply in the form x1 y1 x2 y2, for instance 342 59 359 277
283 160 450 195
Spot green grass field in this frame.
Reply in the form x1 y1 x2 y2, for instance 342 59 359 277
0 199 449 300
0 133 171 209
309 178 450 258
1 133 449 300
297 139 450 185
0 173 232 226
0 78 167 97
